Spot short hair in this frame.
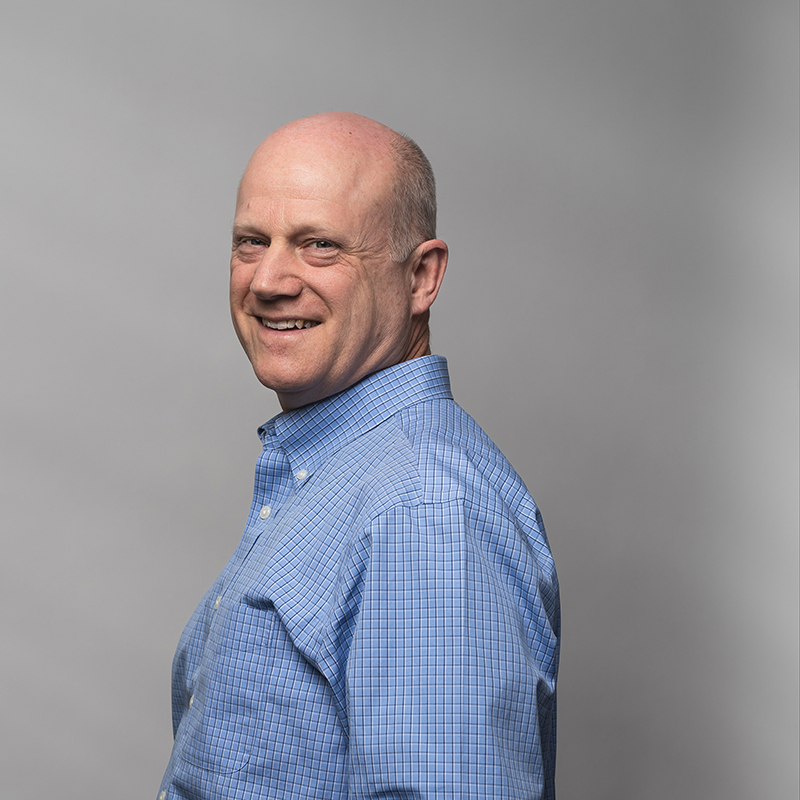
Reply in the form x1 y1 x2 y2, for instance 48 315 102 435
387 134 437 262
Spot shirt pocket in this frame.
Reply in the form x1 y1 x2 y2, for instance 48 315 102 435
182 599 276 775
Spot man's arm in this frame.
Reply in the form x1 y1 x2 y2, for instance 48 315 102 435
347 500 559 799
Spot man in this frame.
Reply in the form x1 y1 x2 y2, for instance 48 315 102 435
159 112 559 799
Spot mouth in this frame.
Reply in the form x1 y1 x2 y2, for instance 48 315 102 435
261 318 320 330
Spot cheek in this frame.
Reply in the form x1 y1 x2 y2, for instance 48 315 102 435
229 265 253 303
379 275 413 321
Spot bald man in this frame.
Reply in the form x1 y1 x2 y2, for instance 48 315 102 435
159 113 560 800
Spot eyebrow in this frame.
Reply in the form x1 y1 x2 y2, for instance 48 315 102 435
231 221 343 241
231 222 263 237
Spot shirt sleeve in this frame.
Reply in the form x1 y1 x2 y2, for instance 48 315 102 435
346 499 559 799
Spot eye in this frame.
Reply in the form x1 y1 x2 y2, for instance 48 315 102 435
301 238 340 266
232 235 268 263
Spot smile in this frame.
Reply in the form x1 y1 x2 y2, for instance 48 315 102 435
262 318 320 330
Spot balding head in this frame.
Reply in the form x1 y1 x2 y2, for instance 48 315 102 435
241 112 436 261
256 111 396 156
229 112 447 410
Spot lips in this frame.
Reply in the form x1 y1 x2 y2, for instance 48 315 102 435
261 318 319 330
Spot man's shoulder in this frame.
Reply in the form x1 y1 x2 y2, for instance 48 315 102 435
339 394 529 514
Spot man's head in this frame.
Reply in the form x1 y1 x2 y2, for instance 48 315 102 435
230 112 448 411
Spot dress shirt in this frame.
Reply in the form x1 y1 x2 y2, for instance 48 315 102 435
159 355 560 799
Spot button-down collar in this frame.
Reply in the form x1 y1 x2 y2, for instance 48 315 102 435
257 355 452 479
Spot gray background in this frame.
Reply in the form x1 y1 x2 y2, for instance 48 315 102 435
2 1 797 798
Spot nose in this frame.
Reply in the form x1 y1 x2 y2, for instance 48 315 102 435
250 244 303 300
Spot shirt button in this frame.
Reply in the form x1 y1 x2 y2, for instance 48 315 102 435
213 595 221 610
189 694 195 708
296 469 308 481
259 505 271 519
159 792 166 800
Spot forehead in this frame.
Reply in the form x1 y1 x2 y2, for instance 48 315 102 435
237 134 395 219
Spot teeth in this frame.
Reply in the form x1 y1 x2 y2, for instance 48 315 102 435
262 319 319 330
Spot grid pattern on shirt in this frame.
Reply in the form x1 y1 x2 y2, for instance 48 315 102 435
160 355 559 799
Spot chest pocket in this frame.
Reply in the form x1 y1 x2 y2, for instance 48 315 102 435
181 600 277 775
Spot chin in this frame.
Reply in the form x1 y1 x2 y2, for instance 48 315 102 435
251 363 313 397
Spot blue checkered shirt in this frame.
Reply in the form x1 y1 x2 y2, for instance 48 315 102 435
159 355 559 799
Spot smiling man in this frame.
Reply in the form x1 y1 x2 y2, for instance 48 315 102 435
159 112 560 800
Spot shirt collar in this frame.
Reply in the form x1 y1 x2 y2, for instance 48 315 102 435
257 355 452 478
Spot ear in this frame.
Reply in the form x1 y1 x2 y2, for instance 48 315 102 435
408 239 448 316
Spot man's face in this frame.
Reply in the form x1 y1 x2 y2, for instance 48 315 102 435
230 132 418 410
